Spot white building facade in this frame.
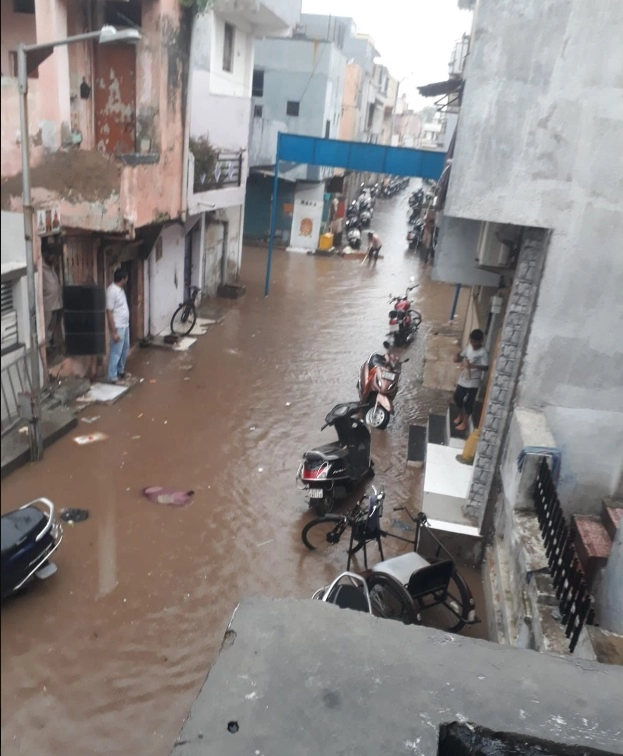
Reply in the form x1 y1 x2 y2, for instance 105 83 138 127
147 1 299 333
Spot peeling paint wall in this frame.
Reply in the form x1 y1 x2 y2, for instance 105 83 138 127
34 0 71 150
1 0 188 233
1 77 43 176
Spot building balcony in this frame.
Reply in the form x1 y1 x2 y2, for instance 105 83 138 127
187 92 251 214
187 148 247 215
215 0 300 35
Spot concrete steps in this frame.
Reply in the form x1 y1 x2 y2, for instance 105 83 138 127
572 500 622 591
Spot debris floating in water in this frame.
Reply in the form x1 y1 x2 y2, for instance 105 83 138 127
142 487 194 507
73 432 108 446
60 508 90 523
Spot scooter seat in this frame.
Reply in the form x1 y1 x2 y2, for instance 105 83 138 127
305 444 349 462
1 506 47 558
371 551 430 585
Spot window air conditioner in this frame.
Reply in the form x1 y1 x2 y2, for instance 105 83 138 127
476 222 510 268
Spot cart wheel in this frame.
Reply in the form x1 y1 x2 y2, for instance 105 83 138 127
367 573 418 625
415 569 473 633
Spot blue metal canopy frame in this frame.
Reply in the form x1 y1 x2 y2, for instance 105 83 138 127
264 133 446 295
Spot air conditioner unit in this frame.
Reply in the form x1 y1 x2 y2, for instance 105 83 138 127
476 222 510 268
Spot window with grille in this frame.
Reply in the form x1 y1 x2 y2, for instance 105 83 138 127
223 23 235 72
1 281 20 354
252 70 264 97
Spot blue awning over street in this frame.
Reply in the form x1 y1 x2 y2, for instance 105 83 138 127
264 133 447 295
277 134 446 181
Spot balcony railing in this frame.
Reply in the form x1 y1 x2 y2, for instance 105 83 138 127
192 149 243 194
532 459 595 652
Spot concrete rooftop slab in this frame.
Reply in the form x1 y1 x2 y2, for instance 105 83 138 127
172 598 623 755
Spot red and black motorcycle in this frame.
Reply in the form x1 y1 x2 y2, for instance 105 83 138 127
388 277 422 346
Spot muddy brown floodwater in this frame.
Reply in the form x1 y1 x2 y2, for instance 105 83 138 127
1 193 485 755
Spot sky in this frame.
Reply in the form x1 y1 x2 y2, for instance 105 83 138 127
300 0 473 111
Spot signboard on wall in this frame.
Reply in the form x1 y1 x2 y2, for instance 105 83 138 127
36 207 61 236
288 184 325 252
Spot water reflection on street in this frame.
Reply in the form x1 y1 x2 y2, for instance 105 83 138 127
1 193 484 755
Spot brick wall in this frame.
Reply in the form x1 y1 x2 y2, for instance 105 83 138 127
465 227 549 525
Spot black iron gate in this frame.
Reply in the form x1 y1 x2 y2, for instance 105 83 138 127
532 459 595 652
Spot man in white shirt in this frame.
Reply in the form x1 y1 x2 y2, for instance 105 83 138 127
41 250 63 351
106 268 130 383
453 328 489 431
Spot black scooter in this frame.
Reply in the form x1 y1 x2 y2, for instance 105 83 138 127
297 402 374 515
1 498 63 600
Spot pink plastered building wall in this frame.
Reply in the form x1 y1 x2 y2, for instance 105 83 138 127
1 0 186 232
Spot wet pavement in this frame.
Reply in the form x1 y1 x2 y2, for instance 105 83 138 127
0 191 483 755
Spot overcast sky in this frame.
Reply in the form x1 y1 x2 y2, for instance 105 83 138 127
300 0 473 111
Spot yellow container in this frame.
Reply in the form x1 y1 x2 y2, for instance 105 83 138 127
318 233 334 251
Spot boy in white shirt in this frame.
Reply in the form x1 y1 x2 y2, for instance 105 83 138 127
453 329 489 432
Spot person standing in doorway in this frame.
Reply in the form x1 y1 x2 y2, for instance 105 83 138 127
106 268 130 384
366 231 382 262
453 329 489 432
41 250 63 354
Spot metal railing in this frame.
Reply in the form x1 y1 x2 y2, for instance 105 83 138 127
193 150 243 193
1 350 31 437
532 459 595 652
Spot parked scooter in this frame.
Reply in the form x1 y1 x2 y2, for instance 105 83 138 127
1 498 63 600
388 277 422 346
345 217 362 249
357 343 409 429
407 218 424 250
359 207 373 227
297 402 374 515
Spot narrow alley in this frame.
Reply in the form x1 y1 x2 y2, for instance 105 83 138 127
0 195 478 755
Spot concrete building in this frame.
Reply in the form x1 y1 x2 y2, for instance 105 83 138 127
338 62 362 142
245 15 345 249
0 0 297 380
430 0 623 651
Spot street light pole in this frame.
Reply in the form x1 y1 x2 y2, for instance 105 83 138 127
16 26 141 461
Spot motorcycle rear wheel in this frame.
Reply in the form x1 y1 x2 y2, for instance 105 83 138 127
310 492 334 516
365 405 390 430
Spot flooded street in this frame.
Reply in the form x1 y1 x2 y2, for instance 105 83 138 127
1 194 482 755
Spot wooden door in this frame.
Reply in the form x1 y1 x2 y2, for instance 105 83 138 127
94 45 136 155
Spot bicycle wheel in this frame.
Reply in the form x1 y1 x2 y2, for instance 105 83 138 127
416 569 473 633
409 310 422 329
367 573 419 625
170 304 197 336
302 517 348 554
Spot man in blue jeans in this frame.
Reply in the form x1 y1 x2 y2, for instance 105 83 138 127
106 268 130 384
